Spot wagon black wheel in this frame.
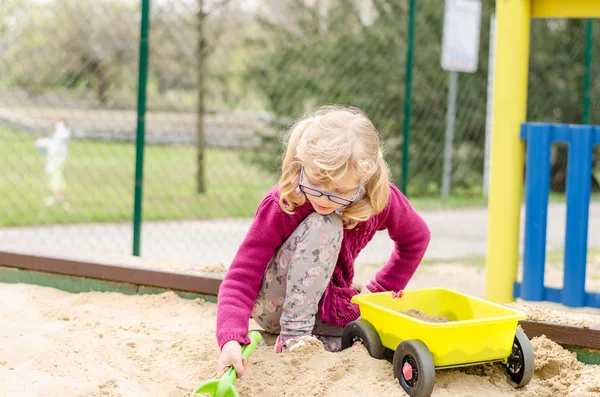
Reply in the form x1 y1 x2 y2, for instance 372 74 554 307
341 319 385 359
505 328 534 387
393 340 435 397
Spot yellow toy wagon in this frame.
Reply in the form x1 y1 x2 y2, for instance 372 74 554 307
340 288 534 397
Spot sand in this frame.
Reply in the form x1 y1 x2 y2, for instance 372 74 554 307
87 253 227 277
507 302 600 329
2 283 600 397
402 309 449 323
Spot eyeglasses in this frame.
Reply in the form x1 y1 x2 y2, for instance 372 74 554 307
299 164 364 206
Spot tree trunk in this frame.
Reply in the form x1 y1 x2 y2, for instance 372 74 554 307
196 0 205 194
82 55 108 105
92 60 108 105
97 67 108 105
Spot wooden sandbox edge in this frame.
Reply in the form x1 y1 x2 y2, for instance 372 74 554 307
0 250 222 303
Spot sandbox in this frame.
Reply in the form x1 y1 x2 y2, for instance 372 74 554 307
1 251 600 397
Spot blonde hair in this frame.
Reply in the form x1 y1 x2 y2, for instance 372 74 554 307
278 105 391 229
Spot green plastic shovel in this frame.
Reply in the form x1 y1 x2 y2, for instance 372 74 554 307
194 331 263 397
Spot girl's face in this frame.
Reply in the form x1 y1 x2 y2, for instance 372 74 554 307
300 163 363 215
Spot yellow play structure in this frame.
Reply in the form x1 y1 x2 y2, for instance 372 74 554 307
485 0 600 303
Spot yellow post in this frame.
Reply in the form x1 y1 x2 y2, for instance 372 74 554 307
485 0 531 303
531 0 600 18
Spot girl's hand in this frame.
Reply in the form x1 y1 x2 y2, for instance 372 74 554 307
216 340 248 379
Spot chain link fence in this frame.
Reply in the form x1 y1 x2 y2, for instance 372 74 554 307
1 0 599 269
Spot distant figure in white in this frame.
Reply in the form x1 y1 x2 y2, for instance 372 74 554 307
35 119 71 209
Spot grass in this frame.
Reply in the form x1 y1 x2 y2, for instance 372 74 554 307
1 126 599 227
0 128 277 227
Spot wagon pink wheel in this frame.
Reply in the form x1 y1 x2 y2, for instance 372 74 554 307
340 318 385 359
393 339 435 397
504 328 534 388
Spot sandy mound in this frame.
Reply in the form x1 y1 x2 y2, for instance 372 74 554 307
1 283 599 397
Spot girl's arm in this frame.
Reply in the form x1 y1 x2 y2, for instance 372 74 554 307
215 194 289 349
367 183 431 292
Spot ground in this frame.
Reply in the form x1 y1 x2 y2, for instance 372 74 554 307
1 254 600 397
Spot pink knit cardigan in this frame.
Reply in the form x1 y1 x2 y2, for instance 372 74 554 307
216 182 430 349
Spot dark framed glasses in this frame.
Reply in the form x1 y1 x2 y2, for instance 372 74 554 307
299 164 364 206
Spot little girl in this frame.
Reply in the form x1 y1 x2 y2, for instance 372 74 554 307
215 105 430 379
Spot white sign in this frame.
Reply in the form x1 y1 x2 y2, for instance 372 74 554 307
441 0 482 73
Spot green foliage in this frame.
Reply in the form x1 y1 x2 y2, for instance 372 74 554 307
243 0 497 195
528 19 586 124
3 0 600 198
0 128 277 226
0 0 260 111
2 0 140 104
528 19 600 191
242 0 598 196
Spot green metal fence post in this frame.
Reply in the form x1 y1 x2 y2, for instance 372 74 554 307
133 0 151 256
584 19 593 124
401 0 416 195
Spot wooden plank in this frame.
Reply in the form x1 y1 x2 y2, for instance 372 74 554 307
0 266 218 303
0 251 222 296
519 320 600 350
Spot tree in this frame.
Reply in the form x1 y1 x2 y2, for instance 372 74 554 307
4 0 139 104
242 0 598 195
197 0 207 193
149 0 255 193
528 19 600 192
193 0 250 193
243 0 496 194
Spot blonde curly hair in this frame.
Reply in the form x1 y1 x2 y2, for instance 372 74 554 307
278 105 391 229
